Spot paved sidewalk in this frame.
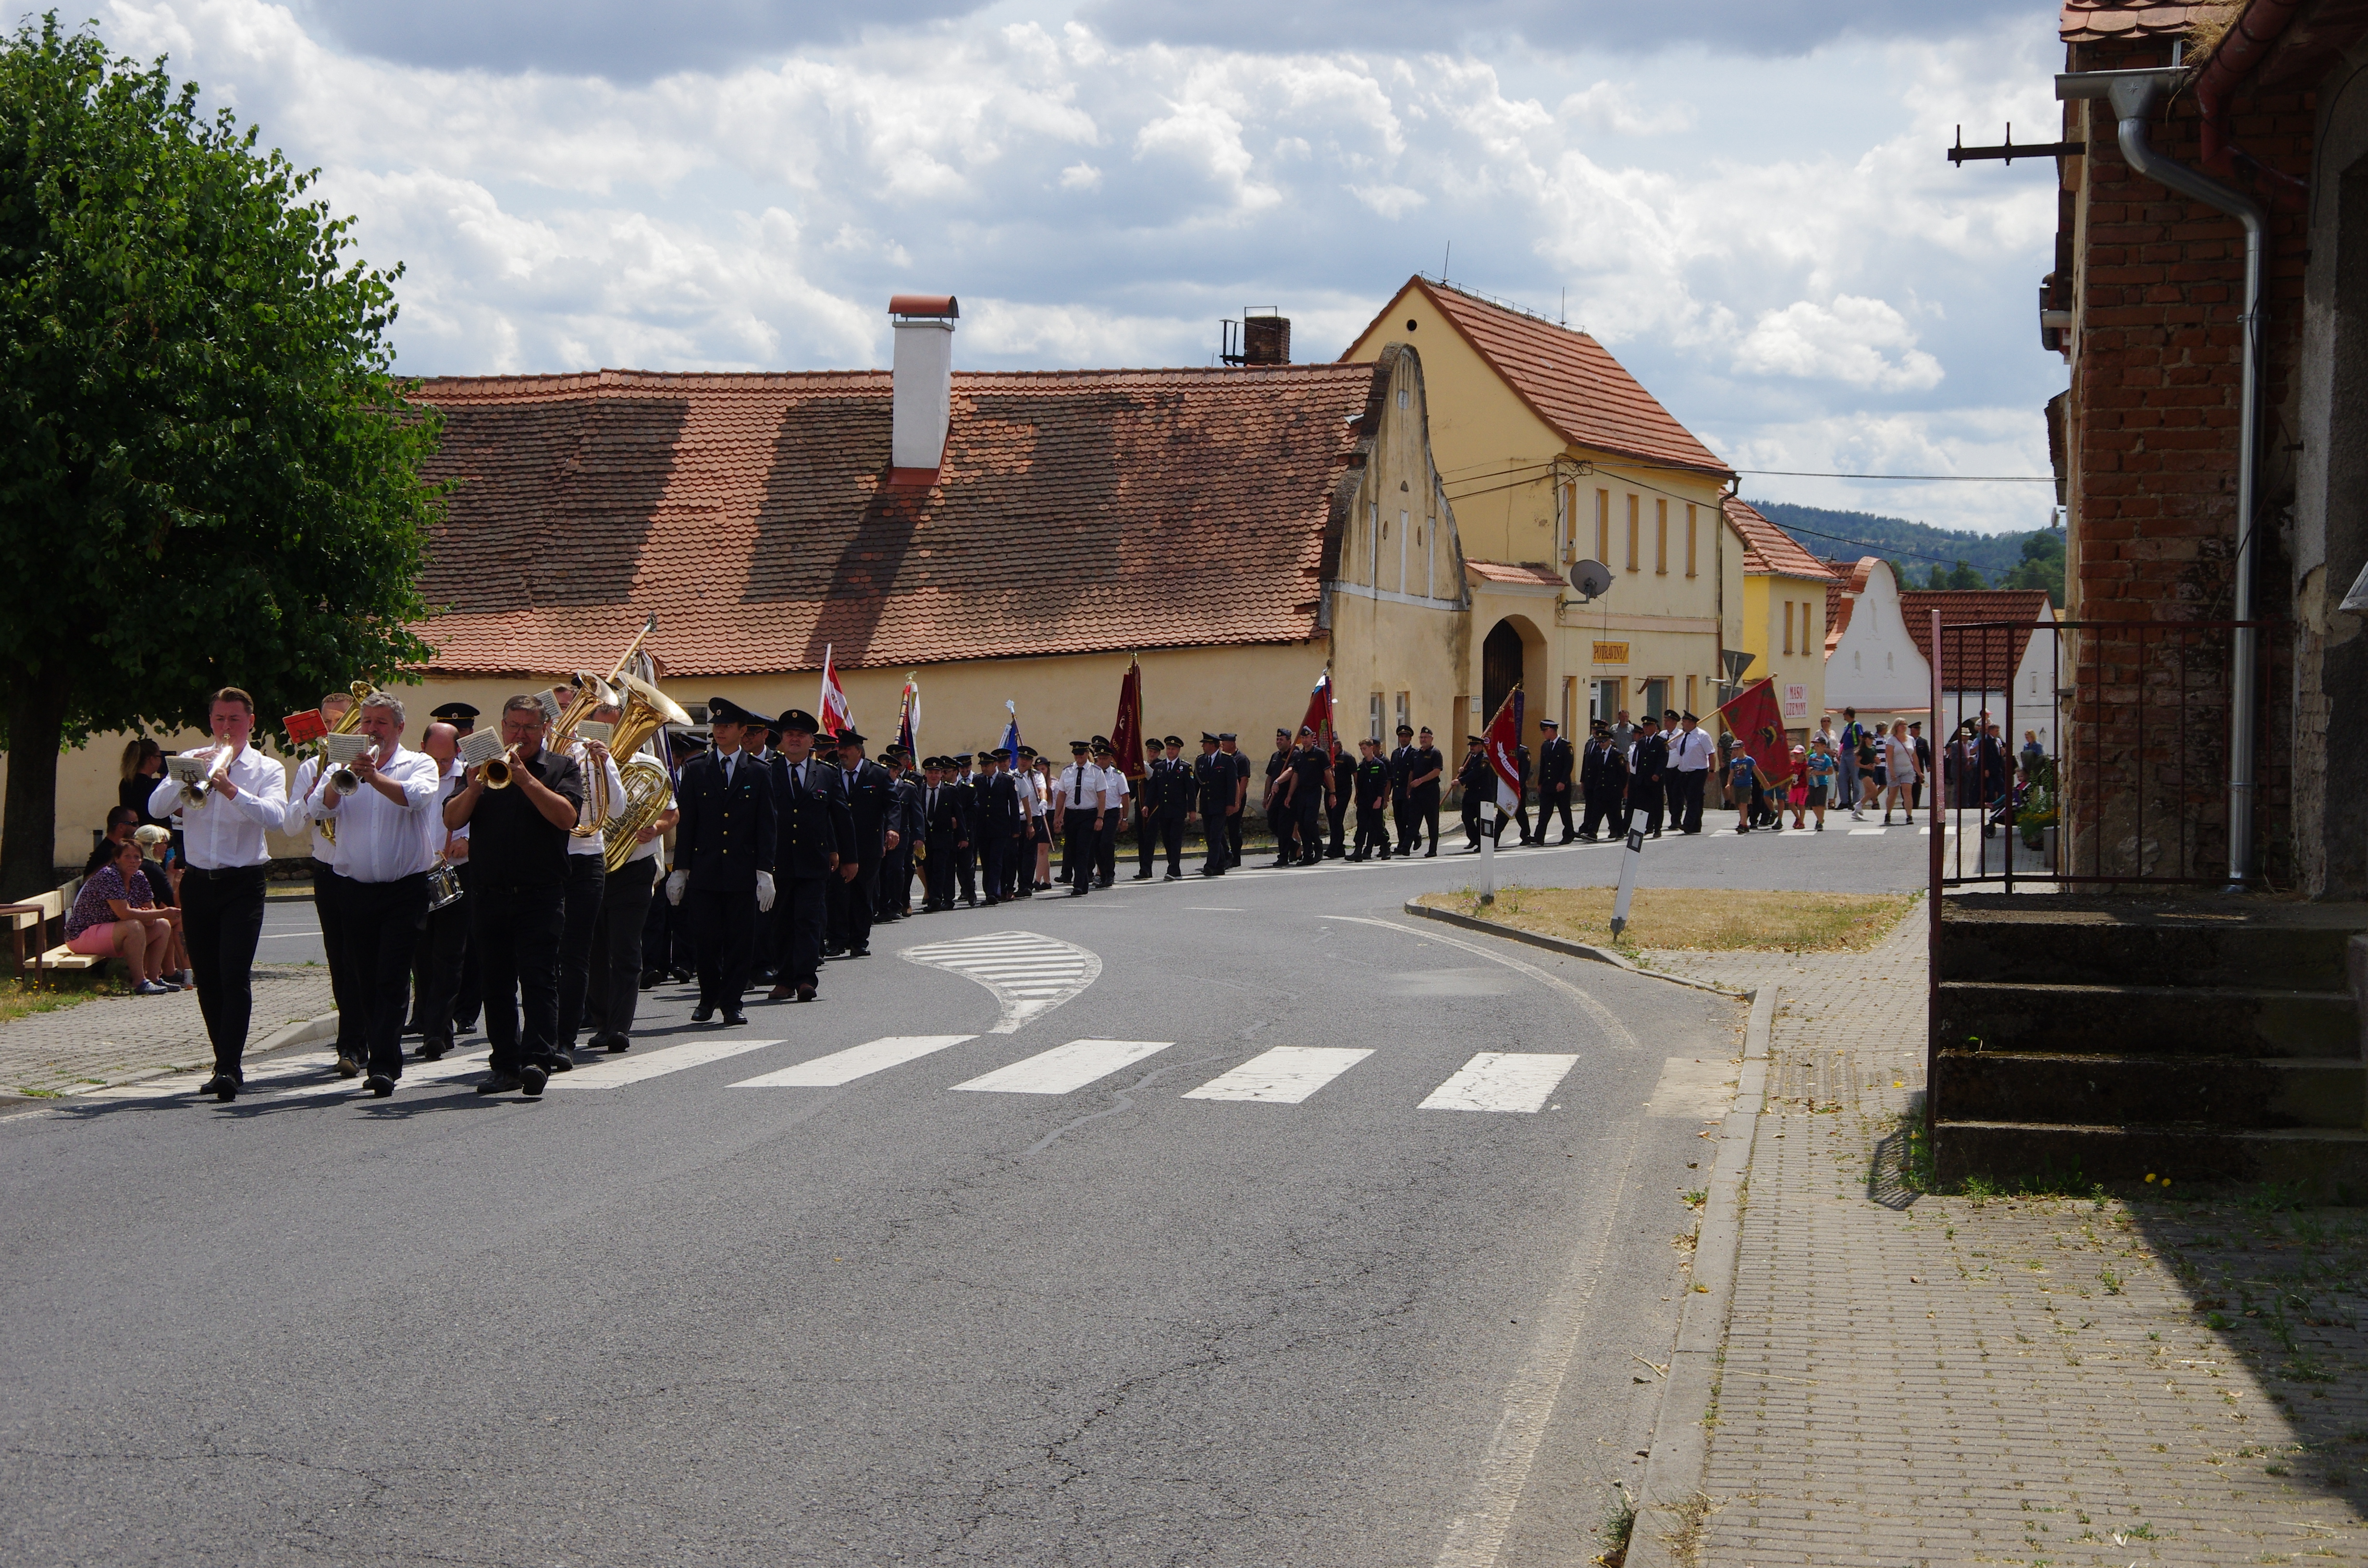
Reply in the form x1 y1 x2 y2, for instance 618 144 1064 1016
1639 914 2368 1567
1 965 333 1097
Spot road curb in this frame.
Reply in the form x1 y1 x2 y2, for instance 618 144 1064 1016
1627 982 1775 1568
251 1009 340 1055
1395 901 1743 998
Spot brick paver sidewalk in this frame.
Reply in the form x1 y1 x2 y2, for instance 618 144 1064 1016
1 964 334 1097
1643 913 2368 1567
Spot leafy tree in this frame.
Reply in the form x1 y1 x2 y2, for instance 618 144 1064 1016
0 15 440 895
1946 559 1986 590
2002 529 2067 607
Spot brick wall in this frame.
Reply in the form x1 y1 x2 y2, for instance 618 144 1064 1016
2059 32 2310 882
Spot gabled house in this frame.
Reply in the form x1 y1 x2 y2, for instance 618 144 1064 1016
1724 497 1837 738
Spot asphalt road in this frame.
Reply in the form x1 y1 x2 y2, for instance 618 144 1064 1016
1 832 1830 1567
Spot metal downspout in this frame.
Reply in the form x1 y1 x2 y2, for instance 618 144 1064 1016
2058 68 2266 885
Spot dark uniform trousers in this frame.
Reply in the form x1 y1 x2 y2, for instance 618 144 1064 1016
411 864 470 1055
585 853 656 1043
1326 790 1349 857
1631 773 1665 835
925 829 958 909
1063 808 1099 893
1409 788 1440 854
772 874 832 988
689 887 757 1009
342 871 430 1080
1095 805 1120 886
182 863 269 1078
472 880 565 1075
833 859 878 954
1295 788 1322 862
1157 812 1184 876
312 858 361 1061
555 852 606 1049
1671 770 1709 833
1135 798 1160 876
1355 802 1390 856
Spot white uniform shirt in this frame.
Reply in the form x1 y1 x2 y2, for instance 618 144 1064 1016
1667 727 1715 772
1097 766 1130 811
286 755 339 865
323 746 442 883
1055 762 1106 815
1012 768 1040 820
433 760 469 858
566 742 629 859
149 742 288 870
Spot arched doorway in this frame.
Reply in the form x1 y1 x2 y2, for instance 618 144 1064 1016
1482 620 1524 726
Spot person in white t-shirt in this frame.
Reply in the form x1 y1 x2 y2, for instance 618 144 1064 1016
1882 722 1922 825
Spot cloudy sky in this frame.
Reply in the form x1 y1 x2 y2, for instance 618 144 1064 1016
86 0 2074 533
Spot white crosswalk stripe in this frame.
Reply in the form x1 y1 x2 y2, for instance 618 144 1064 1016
259 1048 493 1101
74 1055 323 1100
730 1035 974 1088
1184 1046 1371 1104
951 1039 1169 1095
549 1036 782 1088
900 931 1100 1033
1418 1052 1579 1114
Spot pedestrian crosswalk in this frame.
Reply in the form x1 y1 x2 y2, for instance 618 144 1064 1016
900 931 1100 1033
76 1033 1582 1117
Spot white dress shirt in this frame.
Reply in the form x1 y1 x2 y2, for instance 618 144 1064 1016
324 747 442 883
1097 766 1130 812
1013 769 1040 819
566 742 629 859
149 741 289 870
1055 763 1103 814
433 760 469 858
286 755 339 866
1667 727 1715 772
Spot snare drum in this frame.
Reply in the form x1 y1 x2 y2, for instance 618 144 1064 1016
426 859 463 912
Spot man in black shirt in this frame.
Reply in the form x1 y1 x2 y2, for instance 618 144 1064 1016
1220 733 1250 867
1536 717 1576 844
1350 738 1393 860
1406 726 1444 857
1262 728 1296 867
1327 741 1354 858
1290 729 1330 866
1458 735 1496 851
1194 735 1231 877
671 699 778 1022
444 694 584 1097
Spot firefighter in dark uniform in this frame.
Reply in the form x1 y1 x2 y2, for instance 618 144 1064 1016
1290 727 1329 866
1407 725 1444 857
976 747 1024 905
828 729 898 958
1580 720 1626 840
1195 734 1231 877
764 708 853 1005
949 753 980 906
1458 734 1496 850
1326 739 1354 857
1133 739 1164 881
667 696 777 1026
1535 716 1576 844
1626 712 1667 837
921 758 966 911
1261 728 1296 866
1350 737 1393 860
1153 736 1189 880
1388 723 1418 856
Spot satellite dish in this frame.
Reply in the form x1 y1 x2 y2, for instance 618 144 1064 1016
1569 559 1614 600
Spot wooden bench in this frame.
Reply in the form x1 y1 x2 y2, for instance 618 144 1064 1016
1 883 105 983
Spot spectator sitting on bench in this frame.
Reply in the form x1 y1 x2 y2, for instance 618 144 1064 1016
132 825 189 983
65 838 183 994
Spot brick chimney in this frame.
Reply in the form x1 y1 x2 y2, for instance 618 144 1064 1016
888 294 957 482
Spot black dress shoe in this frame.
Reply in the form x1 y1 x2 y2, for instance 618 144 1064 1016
476 1074 521 1096
366 1074 395 1098
796 983 816 1003
722 1011 749 1027
543 1053 574 1072
1070 887 1089 897
334 1054 360 1079
1424 848 1437 858
417 1041 448 1062
200 1073 238 1102
847 945 870 957
691 1004 715 1022
607 1034 631 1053
1131 871 1153 882
519 1064 549 1098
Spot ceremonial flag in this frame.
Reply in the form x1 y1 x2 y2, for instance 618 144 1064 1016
1299 667 1334 753
1110 655 1145 778
819 644 852 736
1716 675 1793 784
1000 699 1022 763
1482 687 1525 811
895 674 919 760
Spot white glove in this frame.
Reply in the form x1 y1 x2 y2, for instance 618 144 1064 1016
754 870 776 913
666 869 687 906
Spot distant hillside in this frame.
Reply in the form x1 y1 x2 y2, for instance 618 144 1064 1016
1746 501 2042 584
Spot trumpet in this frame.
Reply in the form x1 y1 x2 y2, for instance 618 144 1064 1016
328 737 382 796
176 742 238 807
316 681 376 847
483 746 521 789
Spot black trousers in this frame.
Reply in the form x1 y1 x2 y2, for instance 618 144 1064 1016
1410 792 1441 853
1095 816 1118 885
1355 804 1389 855
1296 791 1323 862
1631 776 1665 835
1581 788 1615 838
312 859 361 1059
1671 770 1709 833
1542 787 1576 840
341 872 429 1080
876 847 910 918
840 858 878 952
1270 796 1297 861
771 873 831 989
1392 798 1417 854
640 882 675 979
925 833 957 908
472 881 564 1075
555 853 606 1049
1063 809 1099 892
982 830 1011 901
586 855 655 1042
1226 809 1244 866
954 839 977 903
687 886 757 1010
1327 798 1348 856
1157 815 1184 874
1201 811 1228 874
1136 810 1159 874
182 864 268 1078
411 875 469 1055
451 868 482 1028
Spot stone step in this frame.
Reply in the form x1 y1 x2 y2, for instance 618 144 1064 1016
1932 980 2356 1058
1933 1120 2368 1204
1937 904 2352 989
1933 1052 2366 1130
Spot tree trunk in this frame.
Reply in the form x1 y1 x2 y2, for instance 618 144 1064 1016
2 667 68 901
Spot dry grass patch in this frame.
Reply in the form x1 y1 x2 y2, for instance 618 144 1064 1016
0 970 124 1028
1417 886 1916 953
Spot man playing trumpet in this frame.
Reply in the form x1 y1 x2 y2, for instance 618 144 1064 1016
148 688 289 1102
319 693 442 1097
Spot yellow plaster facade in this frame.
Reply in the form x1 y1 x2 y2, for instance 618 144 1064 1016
1732 555 1831 741
1344 280 1733 746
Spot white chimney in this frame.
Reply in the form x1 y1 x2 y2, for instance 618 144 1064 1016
889 294 958 474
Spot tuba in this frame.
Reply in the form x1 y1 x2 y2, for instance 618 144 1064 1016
600 670 693 872
553 614 661 834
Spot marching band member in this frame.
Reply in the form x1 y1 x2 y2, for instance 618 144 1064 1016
319 693 441 1097
552 685 627 1059
444 694 584 1097
286 689 363 1075
410 721 472 1062
148 688 288 1102
585 705 674 1053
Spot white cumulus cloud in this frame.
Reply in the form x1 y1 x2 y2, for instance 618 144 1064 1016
1734 296 1945 392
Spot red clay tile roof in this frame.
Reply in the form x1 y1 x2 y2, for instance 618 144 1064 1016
1899 590 2058 688
1464 560 1567 587
1344 277 1732 478
409 359 1395 677
1724 497 1838 581
2060 0 2214 41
